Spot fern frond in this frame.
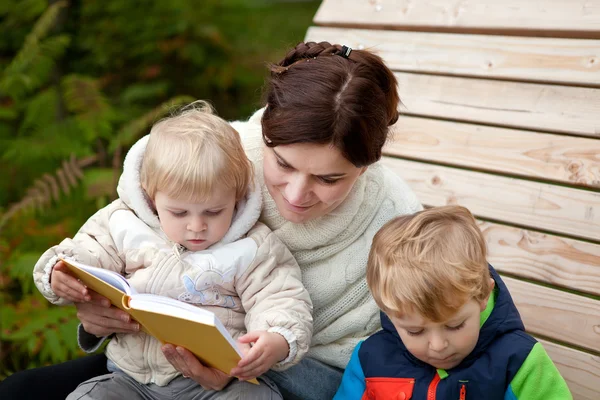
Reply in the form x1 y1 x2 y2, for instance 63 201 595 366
17 86 59 137
0 154 96 232
0 1 69 100
109 95 195 151
62 74 111 115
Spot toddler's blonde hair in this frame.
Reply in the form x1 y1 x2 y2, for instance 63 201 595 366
367 205 492 322
140 101 252 203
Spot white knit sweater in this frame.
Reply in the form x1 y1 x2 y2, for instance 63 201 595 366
231 109 422 368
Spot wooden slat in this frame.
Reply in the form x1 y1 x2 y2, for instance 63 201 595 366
394 73 600 138
314 0 600 38
381 157 600 241
384 116 600 188
480 221 600 297
505 276 600 352
306 27 600 86
538 339 600 400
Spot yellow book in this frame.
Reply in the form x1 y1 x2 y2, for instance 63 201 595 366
60 258 258 384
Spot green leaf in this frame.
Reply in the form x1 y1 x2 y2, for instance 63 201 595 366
6 252 40 294
108 95 195 151
44 328 64 362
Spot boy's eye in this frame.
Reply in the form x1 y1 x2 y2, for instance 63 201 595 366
170 211 187 217
447 321 466 331
406 329 424 336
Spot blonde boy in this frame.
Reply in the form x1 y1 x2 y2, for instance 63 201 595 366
33 102 312 400
335 205 570 400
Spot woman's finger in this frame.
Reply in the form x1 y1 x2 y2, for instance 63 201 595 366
75 302 139 335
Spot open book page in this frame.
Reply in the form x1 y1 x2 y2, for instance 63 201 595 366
128 294 242 357
61 258 136 295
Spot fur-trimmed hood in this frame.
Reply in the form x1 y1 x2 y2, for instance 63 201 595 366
116 134 262 246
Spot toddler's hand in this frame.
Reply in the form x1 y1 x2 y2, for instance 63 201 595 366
230 330 289 381
50 260 90 302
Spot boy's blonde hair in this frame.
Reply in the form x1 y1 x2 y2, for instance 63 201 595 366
367 205 492 322
140 101 253 203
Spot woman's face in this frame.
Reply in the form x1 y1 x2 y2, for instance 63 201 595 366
263 142 367 223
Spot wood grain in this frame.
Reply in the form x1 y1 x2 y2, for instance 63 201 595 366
314 0 600 38
384 116 600 187
306 27 600 86
381 157 600 241
538 339 600 400
480 221 600 296
394 73 600 137
505 276 600 352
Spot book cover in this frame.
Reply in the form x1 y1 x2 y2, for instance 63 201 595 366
60 258 258 384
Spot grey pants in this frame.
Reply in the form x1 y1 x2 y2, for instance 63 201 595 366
66 372 282 400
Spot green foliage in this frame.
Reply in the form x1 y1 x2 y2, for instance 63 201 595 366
0 0 320 379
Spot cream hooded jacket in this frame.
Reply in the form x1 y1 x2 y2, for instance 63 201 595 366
32 135 313 386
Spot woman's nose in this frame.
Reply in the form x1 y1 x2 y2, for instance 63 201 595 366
285 175 311 205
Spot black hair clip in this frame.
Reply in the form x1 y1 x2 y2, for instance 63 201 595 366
339 45 352 59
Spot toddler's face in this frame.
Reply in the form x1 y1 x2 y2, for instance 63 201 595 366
153 184 236 251
388 288 492 370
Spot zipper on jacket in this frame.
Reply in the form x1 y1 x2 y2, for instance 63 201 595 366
427 374 441 400
459 383 466 400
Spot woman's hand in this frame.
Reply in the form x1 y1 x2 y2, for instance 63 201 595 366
75 291 140 337
230 330 289 381
50 260 91 302
162 344 233 390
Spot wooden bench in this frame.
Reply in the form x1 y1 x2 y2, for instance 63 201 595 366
305 1 600 399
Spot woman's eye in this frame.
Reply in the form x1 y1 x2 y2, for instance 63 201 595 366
276 159 292 170
406 330 424 336
318 177 340 185
447 322 466 331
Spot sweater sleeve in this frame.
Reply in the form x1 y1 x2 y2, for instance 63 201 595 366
33 201 126 305
333 342 366 400
505 342 572 400
236 226 313 370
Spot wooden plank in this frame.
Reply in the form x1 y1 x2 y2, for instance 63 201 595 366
306 27 600 86
314 0 600 38
538 339 600 400
394 73 600 138
381 157 600 241
505 276 600 353
384 116 600 188
481 221 600 297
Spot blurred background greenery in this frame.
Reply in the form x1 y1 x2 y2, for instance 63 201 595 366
0 0 320 379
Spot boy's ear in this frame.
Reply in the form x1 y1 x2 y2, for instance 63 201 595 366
479 278 495 312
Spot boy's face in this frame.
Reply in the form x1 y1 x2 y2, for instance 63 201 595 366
389 285 492 370
153 184 237 251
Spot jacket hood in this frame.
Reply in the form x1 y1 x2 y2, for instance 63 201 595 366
116 135 262 246
381 265 525 369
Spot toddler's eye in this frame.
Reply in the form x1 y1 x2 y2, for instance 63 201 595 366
447 322 466 331
406 329 424 336
170 211 187 217
205 209 223 216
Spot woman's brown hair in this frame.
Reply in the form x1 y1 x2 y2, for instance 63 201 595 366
261 41 400 168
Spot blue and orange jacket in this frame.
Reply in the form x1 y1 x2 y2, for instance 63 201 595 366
334 267 572 400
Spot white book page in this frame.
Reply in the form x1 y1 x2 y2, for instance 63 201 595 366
64 259 135 295
128 294 242 356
